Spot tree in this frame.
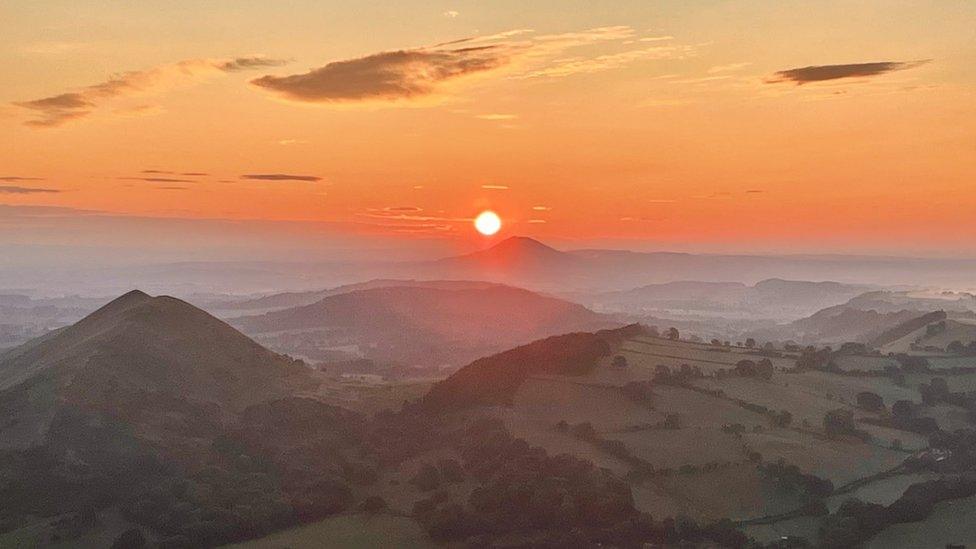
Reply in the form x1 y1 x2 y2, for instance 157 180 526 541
612 355 628 368
735 359 757 377
111 529 146 549
410 464 442 492
855 392 884 412
773 410 793 427
948 340 966 354
756 358 774 380
892 400 916 421
823 409 856 437
666 327 680 340
745 338 756 349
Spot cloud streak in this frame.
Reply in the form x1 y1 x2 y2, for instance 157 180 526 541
241 173 322 182
14 56 287 127
0 185 61 194
252 26 692 104
767 60 928 85
121 177 196 183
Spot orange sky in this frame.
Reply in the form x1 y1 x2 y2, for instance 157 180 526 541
1 1 975 256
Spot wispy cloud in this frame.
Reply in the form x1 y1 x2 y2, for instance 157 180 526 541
241 173 322 182
14 56 287 127
0 176 44 182
766 60 929 85
121 176 196 183
141 170 208 176
481 184 509 190
475 113 518 120
0 185 61 194
252 26 693 104
708 62 751 74
443 10 459 18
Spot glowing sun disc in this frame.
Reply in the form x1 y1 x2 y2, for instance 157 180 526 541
474 210 502 236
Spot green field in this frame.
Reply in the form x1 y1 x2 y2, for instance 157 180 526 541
225 514 435 549
633 463 802 522
742 429 906 487
866 495 976 548
826 472 939 512
831 355 900 373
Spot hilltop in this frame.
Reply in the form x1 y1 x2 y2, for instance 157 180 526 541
231 284 616 371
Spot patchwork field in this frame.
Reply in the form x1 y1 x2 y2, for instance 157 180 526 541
831 355 900 373
632 463 803 522
606 427 748 469
742 429 907 487
927 355 976 370
509 376 662 430
692 375 840 426
616 335 795 376
740 516 823 545
825 472 940 512
777 371 917 409
866 495 976 549
226 514 435 549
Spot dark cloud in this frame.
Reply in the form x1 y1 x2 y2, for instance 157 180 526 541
14 92 95 127
217 56 289 72
251 46 511 102
0 185 61 194
241 174 322 182
156 186 188 191
767 61 928 84
121 177 195 183
0 176 44 182
15 56 287 127
142 170 208 176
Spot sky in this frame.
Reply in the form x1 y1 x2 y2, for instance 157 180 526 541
1 1 975 260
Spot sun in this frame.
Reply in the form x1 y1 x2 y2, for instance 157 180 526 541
474 210 502 236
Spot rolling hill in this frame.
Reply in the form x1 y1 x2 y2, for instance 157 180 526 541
745 290 976 346
585 278 869 320
204 279 505 313
231 284 618 370
0 290 316 450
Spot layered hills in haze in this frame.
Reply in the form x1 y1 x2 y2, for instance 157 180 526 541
231 283 616 371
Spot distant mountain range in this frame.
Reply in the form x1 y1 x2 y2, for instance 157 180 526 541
746 290 976 346
230 283 617 371
9 236 976 297
580 278 871 320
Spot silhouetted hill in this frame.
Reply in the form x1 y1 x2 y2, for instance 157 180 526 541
209 279 504 312
232 285 617 369
0 290 315 450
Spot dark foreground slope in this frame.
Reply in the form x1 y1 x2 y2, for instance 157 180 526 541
0 291 366 547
